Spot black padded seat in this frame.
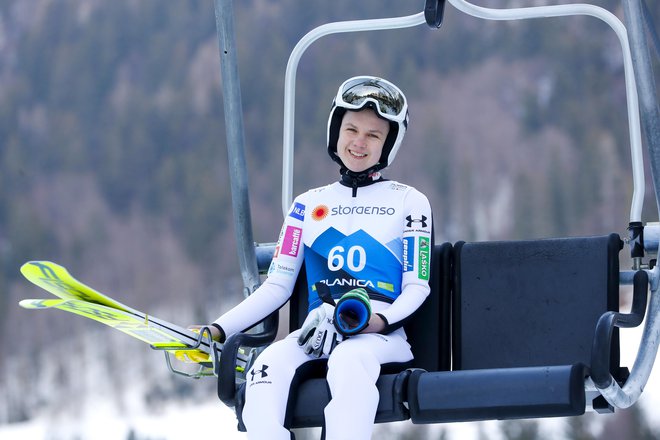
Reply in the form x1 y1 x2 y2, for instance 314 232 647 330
453 234 621 371
408 234 623 424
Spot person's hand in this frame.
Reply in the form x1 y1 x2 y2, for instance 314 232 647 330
297 303 343 357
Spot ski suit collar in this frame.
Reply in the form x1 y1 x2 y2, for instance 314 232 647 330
339 168 384 197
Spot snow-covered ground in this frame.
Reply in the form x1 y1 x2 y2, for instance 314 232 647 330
0 400 246 440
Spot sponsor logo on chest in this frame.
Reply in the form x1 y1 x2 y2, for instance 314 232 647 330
311 204 397 220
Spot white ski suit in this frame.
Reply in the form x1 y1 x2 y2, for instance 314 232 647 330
215 177 432 440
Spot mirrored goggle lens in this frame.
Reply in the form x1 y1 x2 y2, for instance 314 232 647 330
340 80 405 118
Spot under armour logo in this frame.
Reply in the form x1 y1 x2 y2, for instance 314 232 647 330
406 215 428 228
251 364 269 381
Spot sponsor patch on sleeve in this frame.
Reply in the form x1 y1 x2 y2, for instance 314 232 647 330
403 237 414 272
418 236 430 281
271 262 296 277
289 202 305 221
281 226 302 257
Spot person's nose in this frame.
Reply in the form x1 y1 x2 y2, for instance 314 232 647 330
352 133 367 148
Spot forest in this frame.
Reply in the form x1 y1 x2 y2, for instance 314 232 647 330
1 0 660 438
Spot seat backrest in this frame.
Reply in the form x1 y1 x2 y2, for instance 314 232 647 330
405 242 452 371
452 234 622 372
289 242 453 372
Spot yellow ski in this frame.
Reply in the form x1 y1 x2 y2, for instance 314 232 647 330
20 261 135 312
19 261 224 366
20 298 191 349
19 260 253 373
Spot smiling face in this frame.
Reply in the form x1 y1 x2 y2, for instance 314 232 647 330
335 109 390 173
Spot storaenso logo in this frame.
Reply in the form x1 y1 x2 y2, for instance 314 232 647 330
331 205 396 216
418 237 430 281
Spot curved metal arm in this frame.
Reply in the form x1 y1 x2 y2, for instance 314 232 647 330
591 270 648 388
445 0 644 222
281 12 426 215
157 326 216 379
596 266 660 408
217 311 279 407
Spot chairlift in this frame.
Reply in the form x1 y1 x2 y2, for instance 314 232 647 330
201 0 660 431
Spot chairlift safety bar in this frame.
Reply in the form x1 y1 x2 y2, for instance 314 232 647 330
280 0 645 225
603 269 660 408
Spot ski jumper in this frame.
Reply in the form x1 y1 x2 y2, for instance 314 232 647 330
215 177 432 440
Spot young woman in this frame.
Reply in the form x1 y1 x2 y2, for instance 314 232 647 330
199 76 432 439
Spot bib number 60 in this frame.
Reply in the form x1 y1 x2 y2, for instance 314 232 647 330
328 245 366 272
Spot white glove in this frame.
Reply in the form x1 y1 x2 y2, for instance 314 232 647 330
297 303 343 357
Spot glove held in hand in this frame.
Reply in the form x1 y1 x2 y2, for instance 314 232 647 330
297 303 343 357
334 288 372 336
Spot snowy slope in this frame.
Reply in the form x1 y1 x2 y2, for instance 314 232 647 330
0 314 658 439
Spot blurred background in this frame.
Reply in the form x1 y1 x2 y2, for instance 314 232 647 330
1 0 660 438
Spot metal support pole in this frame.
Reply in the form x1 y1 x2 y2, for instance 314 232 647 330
623 0 660 221
213 0 261 296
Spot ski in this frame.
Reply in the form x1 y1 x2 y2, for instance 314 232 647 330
20 298 196 349
21 261 138 312
19 261 248 371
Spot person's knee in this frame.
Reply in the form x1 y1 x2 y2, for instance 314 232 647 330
327 341 380 384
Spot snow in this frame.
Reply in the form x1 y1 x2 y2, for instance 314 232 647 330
0 310 658 439
0 399 247 440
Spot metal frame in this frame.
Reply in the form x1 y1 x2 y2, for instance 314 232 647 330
624 0 660 218
280 1 646 224
214 0 261 298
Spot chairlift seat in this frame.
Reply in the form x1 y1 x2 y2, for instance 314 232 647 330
408 233 624 423
218 234 640 429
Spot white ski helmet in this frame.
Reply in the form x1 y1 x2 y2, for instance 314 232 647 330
327 76 409 172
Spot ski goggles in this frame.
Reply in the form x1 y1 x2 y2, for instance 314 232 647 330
335 76 407 123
